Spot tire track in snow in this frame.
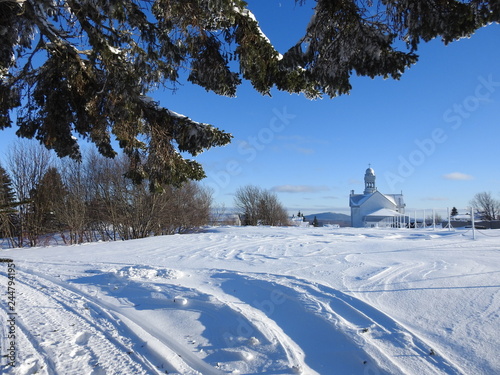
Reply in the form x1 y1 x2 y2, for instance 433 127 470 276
0 297 53 375
214 272 387 375
314 285 464 375
199 271 317 374
306 276 467 375
10 270 155 375
342 247 497 375
86 268 301 375
194 235 289 264
56 264 314 374
17 267 219 375
214 272 466 375
20 265 240 375
26 279 165 374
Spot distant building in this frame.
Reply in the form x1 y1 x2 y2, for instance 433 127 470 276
349 166 406 228
290 216 310 227
451 213 471 222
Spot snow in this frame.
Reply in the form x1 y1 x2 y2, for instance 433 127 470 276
232 6 271 44
1 226 499 374
365 208 405 217
232 4 282 62
107 45 122 55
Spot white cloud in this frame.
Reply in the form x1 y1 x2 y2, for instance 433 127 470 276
271 185 330 193
421 196 449 201
443 172 474 181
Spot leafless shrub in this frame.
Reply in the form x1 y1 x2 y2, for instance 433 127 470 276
235 185 289 226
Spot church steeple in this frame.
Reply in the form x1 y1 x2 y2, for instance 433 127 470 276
364 164 376 194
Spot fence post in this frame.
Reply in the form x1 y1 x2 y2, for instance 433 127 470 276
471 206 476 240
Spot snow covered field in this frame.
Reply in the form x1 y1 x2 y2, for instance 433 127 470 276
0 226 498 375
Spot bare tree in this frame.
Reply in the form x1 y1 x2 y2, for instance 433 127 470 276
258 190 289 226
83 150 119 241
190 184 214 231
234 185 262 226
57 158 91 244
157 183 213 235
121 182 163 239
6 141 52 246
235 185 289 226
470 192 500 221
99 154 135 240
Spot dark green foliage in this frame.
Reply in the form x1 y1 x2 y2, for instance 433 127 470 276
312 216 319 227
1 0 497 186
0 165 16 210
0 164 17 242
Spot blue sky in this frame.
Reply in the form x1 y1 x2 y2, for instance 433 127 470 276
1 2 499 215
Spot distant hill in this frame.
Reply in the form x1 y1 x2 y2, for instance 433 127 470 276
304 212 351 227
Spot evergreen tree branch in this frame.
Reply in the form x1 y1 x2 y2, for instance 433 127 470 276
1 0 497 187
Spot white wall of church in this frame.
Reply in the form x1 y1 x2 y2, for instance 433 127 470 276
351 207 362 227
352 193 396 227
361 194 395 213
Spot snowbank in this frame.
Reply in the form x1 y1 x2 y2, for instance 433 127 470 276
1 226 498 374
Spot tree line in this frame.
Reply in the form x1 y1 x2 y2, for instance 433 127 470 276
0 142 213 248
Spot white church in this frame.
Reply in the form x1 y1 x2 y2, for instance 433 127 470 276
349 166 407 228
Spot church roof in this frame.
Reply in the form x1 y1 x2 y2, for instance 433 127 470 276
350 193 371 206
384 193 405 206
350 191 404 208
365 208 405 217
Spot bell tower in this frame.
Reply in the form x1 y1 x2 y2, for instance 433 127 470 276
364 165 376 195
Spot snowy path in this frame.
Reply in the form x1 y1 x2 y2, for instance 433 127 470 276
8 268 164 374
1 226 498 374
